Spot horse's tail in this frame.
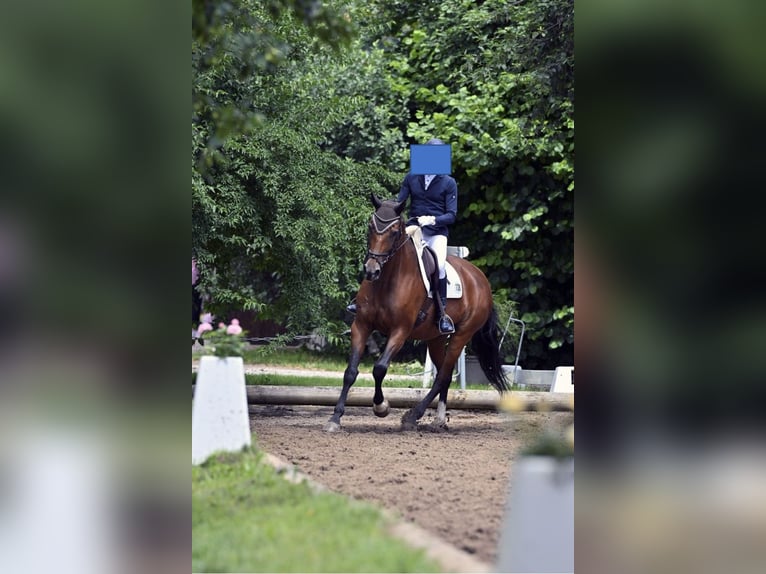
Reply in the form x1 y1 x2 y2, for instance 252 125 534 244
470 305 511 394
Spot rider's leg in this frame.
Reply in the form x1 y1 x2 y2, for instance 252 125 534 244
424 233 454 334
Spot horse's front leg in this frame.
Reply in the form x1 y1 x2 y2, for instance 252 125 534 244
371 330 408 418
325 322 369 432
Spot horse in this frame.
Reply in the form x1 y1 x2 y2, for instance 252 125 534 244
325 194 509 432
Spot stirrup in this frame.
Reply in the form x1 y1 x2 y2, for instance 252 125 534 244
346 303 357 314
439 314 455 334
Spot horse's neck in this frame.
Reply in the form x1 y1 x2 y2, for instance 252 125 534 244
379 238 417 286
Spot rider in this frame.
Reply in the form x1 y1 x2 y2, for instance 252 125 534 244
347 138 457 334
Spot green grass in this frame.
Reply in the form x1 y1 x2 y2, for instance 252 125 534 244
243 373 497 390
192 347 422 376
192 447 440 573
191 346 519 390
191 371 499 391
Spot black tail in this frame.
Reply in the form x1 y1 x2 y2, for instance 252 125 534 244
470 306 511 393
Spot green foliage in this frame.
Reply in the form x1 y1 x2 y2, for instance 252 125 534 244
193 448 439 572
521 431 574 458
194 124 398 331
192 0 574 368
193 1 401 337
198 324 248 357
192 0 356 157
339 0 575 368
320 43 409 171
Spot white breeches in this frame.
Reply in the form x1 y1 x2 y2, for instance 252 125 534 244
423 233 447 278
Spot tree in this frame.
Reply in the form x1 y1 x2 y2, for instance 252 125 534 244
321 0 574 367
192 0 398 336
191 0 574 368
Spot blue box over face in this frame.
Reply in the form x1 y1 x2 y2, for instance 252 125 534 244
410 144 452 175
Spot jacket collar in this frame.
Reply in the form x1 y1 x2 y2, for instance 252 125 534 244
421 174 442 188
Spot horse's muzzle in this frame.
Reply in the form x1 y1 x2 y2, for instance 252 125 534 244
364 259 381 281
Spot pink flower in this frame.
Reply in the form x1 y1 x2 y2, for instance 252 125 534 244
200 312 213 324
218 322 226 329
226 318 243 335
197 322 213 334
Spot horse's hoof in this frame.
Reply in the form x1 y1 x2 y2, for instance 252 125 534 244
324 421 341 433
401 419 418 431
373 399 390 418
400 410 418 431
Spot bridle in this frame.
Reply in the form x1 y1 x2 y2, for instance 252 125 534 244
366 211 408 267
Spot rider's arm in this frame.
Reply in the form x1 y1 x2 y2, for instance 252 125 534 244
434 178 457 227
396 174 412 204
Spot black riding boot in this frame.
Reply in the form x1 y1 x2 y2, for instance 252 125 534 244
437 276 455 334
344 299 357 325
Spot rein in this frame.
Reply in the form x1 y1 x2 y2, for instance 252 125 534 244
366 212 408 267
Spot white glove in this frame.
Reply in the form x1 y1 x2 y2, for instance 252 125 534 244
417 215 436 226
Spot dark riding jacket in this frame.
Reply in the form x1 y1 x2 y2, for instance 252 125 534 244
396 173 458 237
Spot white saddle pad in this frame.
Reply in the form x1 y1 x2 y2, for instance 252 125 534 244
406 226 464 299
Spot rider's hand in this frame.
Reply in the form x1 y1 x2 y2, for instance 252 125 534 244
417 215 436 227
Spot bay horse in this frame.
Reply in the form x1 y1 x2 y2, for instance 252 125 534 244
325 194 509 432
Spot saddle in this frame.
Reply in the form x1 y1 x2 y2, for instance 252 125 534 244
405 226 463 299
406 226 464 328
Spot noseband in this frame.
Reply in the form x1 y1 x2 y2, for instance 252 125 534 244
366 211 406 267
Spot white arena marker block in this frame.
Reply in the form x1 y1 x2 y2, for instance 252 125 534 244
551 366 574 393
192 356 251 465
496 456 574 573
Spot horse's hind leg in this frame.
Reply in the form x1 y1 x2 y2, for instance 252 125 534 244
371 330 408 418
400 338 448 430
424 336 448 387
402 333 470 430
326 322 370 432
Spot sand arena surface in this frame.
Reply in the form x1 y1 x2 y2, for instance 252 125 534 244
249 403 571 565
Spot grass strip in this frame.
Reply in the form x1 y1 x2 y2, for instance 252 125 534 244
191 371 499 391
192 347 424 376
243 373 498 391
192 447 440 573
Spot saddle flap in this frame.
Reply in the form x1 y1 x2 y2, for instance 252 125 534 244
421 246 437 279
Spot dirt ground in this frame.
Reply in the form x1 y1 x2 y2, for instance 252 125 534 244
249 403 572 566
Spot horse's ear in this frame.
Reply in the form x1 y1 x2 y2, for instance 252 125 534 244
371 193 382 209
394 199 406 215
